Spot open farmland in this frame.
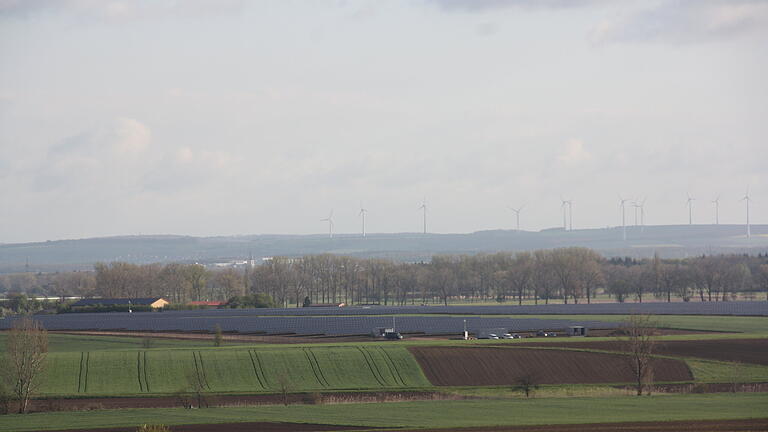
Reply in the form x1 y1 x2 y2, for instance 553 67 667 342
33 346 430 396
409 346 692 386
3 300 765 337
2 393 767 432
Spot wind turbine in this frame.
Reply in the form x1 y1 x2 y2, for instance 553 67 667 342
619 196 629 241
509 205 524 232
712 196 720 225
686 194 695 225
359 203 368 238
632 200 640 226
560 197 572 231
418 197 427 234
741 188 752 239
320 210 334 238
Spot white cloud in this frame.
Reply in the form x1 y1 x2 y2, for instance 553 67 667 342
590 0 768 44
558 139 592 165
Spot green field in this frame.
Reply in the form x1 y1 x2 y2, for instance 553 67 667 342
35 345 430 396
1 393 766 431
0 333 228 352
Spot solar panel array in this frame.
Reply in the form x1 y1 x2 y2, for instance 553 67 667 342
0 313 615 336
1 301 763 337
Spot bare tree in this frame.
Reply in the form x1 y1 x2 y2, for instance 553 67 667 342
621 314 657 396
184 369 208 408
4 317 49 413
512 372 539 398
275 373 291 406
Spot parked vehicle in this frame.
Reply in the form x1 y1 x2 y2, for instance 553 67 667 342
502 333 522 339
384 331 403 340
536 330 557 337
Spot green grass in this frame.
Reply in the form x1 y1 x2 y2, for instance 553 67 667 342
1 393 766 431
35 345 431 396
687 359 768 383
0 333 228 352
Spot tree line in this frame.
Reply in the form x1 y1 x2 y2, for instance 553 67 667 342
1 249 767 310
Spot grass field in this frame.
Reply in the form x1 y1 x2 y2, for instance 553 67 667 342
0 333 227 352
35 345 430 396
1 393 766 431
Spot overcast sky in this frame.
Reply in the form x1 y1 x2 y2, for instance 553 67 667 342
1 0 766 243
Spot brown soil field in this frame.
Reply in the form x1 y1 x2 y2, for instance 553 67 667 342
405 418 768 432
519 338 768 365
409 346 692 386
29 391 462 413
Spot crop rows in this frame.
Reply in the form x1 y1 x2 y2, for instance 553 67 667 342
37 346 430 396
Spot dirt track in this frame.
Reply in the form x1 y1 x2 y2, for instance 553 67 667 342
519 338 768 365
45 418 768 432
409 346 692 386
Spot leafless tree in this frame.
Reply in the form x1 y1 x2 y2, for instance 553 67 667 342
275 373 291 406
621 314 657 396
4 317 49 413
513 372 539 398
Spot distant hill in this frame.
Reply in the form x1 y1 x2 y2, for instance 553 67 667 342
1 224 767 273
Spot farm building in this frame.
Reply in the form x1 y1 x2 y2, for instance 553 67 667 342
71 297 169 309
566 326 588 337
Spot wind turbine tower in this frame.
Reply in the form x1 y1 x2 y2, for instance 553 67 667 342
619 196 629 241
742 188 752 239
418 198 427 234
632 201 640 226
686 194 695 225
320 210 334 239
637 198 646 231
510 205 524 232
560 198 572 231
712 196 720 225
359 203 368 238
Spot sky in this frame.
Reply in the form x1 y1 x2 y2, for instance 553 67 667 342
1 0 767 243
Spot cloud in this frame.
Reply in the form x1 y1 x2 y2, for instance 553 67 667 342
558 139 592 165
0 0 246 20
36 118 153 192
590 0 768 44
428 0 601 12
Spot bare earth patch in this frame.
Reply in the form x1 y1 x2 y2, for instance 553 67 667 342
409 346 692 386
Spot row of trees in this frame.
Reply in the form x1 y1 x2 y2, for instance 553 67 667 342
2 249 767 307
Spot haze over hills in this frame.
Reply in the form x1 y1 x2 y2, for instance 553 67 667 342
1 224 767 273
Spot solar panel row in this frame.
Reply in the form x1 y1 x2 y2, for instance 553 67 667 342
0 314 615 336
2 301 762 336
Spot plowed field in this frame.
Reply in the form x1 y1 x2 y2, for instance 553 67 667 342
520 339 768 365
409 347 692 386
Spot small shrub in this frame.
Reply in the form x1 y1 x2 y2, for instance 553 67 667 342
213 324 223 347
